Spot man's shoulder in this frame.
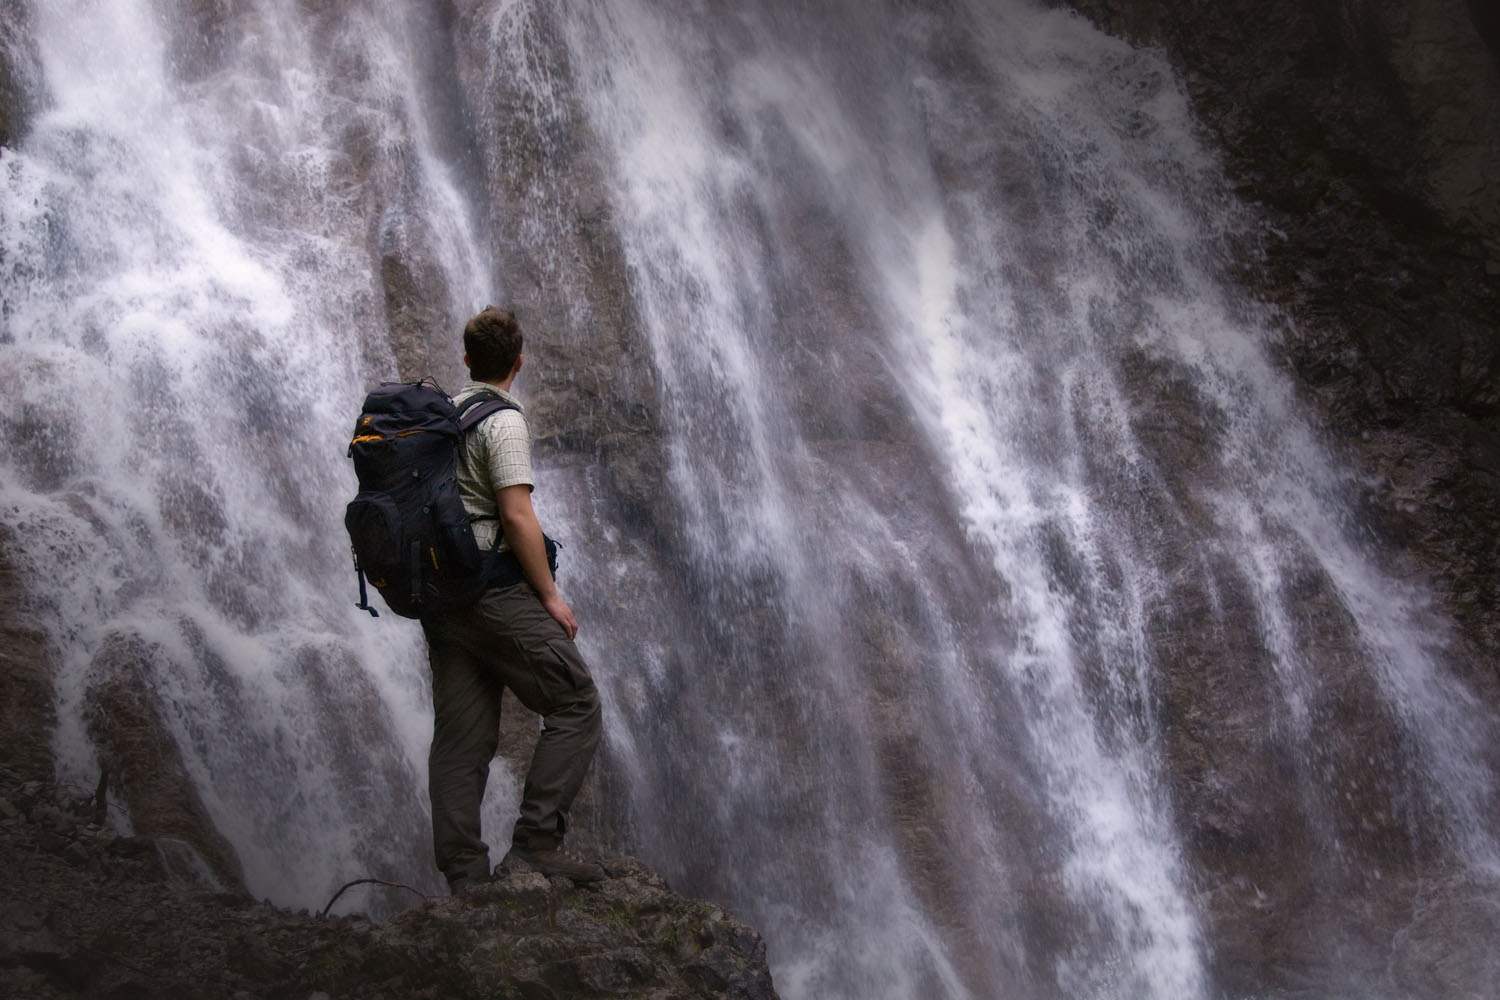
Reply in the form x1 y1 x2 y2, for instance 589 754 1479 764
455 380 522 407
456 383 526 425
479 407 529 438
457 395 528 449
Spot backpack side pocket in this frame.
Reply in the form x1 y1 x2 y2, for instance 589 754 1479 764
346 493 405 595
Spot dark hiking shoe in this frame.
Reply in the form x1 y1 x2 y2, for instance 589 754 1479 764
447 871 491 897
500 845 606 884
445 856 495 896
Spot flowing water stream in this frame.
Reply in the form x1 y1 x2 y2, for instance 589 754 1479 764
3 1 1498 997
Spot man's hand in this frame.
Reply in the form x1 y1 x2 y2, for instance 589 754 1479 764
498 483 580 639
540 591 579 640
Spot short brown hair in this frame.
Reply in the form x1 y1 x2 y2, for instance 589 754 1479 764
463 307 523 381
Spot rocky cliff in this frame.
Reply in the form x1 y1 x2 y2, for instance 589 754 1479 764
1064 0 1500 662
1059 1 1500 993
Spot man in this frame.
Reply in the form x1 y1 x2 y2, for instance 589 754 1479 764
422 306 604 893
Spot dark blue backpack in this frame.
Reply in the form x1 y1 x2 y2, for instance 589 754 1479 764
344 380 514 619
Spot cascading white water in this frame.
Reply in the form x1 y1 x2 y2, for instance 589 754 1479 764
0 0 494 903
4 1 1498 998
555 3 1212 994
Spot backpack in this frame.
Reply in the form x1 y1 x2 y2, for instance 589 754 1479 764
344 379 515 619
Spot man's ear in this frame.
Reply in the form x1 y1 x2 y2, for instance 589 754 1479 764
512 354 524 378
463 352 471 369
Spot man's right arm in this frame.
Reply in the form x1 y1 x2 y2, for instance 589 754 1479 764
497 483 579 639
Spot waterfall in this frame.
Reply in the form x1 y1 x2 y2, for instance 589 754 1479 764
0 0 479 901
3 1 1498 998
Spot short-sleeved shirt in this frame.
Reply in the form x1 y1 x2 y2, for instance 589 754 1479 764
454 380 533 553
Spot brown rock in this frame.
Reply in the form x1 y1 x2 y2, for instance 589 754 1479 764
83 631 246 892
0 524 55 787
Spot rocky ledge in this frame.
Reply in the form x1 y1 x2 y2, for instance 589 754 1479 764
0 768 780 1000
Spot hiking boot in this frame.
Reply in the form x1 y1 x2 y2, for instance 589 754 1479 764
500 845 606 884
444 857 494 896
447 872 486 897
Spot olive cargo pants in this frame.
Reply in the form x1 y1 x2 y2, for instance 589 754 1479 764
421 583 602 885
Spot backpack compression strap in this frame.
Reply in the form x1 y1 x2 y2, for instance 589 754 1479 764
352 549 379 618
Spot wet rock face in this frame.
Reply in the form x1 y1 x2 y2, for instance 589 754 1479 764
83 632 248 894
1064 0 1500 235
1060 0 1500 991
0 528 53 788
0 0 40 148
444 2 666 485
1057 0 1500 661
0 766 780 1000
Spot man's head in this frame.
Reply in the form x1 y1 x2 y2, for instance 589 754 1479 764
464 306 524 383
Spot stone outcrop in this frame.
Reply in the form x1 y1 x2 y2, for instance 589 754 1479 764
0 766 779 1000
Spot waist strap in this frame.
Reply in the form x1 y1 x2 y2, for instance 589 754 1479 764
486 534 561 590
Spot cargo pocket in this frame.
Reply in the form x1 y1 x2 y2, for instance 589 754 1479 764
517 636 596 713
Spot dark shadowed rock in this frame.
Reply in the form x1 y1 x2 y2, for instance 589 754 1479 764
0 0 41 148
1390 874 1500 998
0 526 54 787
1061 0 1500 669
0 768 781 1000
1057 0 1500 991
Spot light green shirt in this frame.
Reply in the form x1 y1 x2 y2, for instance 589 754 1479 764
453 380 533 553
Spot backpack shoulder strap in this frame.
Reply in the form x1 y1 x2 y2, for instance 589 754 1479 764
455 389 518 433
454 391 521 538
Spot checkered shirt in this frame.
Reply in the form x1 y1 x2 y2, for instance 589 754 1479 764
453 380 533 553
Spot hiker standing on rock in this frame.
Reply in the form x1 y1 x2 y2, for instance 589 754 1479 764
423 306 604 893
